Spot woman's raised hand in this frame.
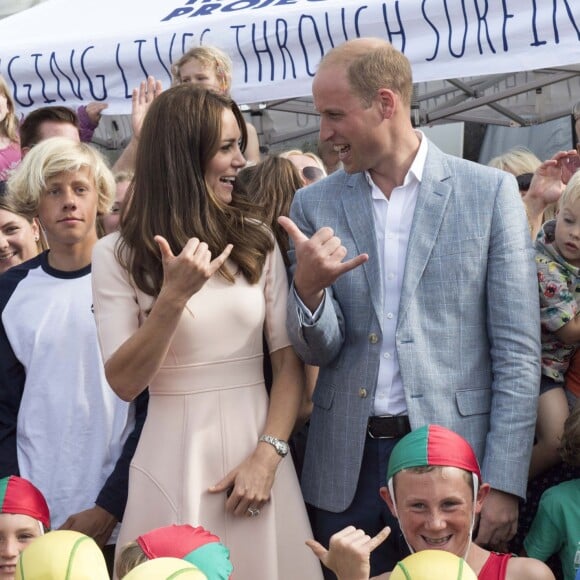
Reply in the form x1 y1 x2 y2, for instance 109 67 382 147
527 149 578 207
155 235 233 304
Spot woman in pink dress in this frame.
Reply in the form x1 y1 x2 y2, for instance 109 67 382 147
91 85 323 580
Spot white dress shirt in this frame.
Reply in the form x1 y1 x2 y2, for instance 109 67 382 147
294 132 429 416
369 132 428 415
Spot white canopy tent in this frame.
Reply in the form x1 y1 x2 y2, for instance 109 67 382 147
0 0 44 19
0 0 579 150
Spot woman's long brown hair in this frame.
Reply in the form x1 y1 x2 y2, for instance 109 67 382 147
117 85 272 297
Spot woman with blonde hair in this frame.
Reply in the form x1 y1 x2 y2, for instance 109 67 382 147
173 46 261 164
488 146 542 179
91 85 323 579
0 75 21 181
488 146 559 236
280 149 327 186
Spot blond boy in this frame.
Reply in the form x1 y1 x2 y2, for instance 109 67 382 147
0 138 134 558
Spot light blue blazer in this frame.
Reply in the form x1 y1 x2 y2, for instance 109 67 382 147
286 142 541 513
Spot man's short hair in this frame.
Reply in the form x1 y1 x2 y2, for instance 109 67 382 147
320 38 413 107
19 106 79 149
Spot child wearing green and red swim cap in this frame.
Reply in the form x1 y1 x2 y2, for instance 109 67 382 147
115 524 232 579
0 475 49 579
307 425 555 580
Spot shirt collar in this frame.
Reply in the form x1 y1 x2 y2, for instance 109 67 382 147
365 130 428 196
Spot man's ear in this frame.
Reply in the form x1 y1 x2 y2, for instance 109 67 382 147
377 88 396 120
380 485 397 517
475 482 491 514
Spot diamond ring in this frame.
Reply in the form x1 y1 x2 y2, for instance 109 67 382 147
247 506 260 517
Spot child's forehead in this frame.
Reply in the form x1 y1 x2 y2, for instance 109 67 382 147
44 166 94 184
559 198 580 213
396 466 472 489
192 56 216 70
0 512 40 529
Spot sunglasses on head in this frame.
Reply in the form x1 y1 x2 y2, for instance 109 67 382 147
302 166 325 183
516 173 534 192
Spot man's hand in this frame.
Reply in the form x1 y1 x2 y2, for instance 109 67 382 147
474 488 518 552
58 505 117 548
306 526 390 580
278 216 368 311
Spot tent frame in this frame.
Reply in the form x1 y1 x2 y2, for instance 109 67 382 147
244 64 580 146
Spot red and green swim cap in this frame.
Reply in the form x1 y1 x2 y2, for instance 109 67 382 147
386 425 482 483
137 524 232 580
0 475 50 529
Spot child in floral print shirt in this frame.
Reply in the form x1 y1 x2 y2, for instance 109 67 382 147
532 171 580 479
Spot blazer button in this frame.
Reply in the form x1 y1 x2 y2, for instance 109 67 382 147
368 333 379 344
359 388 368 398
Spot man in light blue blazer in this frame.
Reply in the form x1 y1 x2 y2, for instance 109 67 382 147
280 38 540 578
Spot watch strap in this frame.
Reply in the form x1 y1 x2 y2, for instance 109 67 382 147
259 434 288 456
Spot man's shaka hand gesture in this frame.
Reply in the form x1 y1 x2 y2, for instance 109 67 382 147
278 216 368 312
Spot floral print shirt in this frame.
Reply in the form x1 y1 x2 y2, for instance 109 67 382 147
536 220 580 382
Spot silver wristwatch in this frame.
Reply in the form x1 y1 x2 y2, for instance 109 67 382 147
259 434 289 457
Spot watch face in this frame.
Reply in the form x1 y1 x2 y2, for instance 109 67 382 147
260 435 288 456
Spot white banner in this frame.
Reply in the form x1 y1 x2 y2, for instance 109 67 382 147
0 0 578 114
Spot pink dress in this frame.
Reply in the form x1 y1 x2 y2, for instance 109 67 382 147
91 232 323 580
0 142 21 181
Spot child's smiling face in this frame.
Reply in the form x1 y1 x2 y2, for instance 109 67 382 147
0 513 42 579
383 467 485 560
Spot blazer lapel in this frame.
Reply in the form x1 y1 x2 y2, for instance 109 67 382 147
399 144 452 320
341 174 383 325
